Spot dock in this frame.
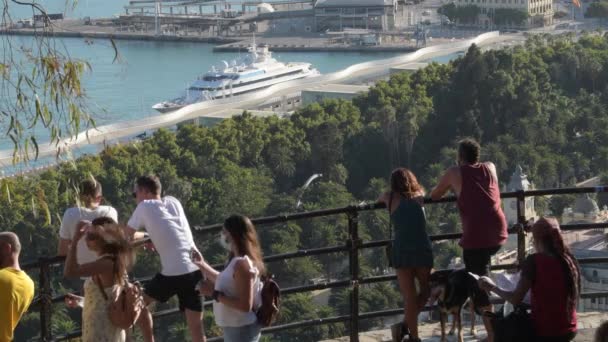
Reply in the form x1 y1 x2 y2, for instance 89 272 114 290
0 0 484 52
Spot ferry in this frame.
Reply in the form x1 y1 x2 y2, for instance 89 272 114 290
153 42 320 113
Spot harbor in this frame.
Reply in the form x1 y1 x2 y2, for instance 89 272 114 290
0 0 523 175
0 30 522 168
1 0 490 52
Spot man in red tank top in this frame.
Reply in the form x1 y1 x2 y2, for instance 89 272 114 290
431 138 508 342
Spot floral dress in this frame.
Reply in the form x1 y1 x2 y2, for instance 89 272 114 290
82 278 125 342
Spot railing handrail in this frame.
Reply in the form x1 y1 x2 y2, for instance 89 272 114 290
21 185 608 341
20 186 608 269
192 186 608 233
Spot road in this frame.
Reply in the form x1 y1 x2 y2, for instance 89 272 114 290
0 32 518 166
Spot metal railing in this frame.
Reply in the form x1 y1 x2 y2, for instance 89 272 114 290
20 185 608 341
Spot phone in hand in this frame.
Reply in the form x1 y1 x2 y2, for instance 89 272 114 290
190 248 207 281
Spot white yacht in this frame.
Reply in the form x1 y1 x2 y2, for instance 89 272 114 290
153 43 320 113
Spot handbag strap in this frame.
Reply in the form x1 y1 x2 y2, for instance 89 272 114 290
387 191 393 240
94 275 109 301
93 254 117 301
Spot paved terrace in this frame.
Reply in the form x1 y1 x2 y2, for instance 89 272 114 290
321 311 608 341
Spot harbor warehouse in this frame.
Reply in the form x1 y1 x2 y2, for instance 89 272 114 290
313 0 397 31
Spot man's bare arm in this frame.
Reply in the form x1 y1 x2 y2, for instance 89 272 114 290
431 168 455 200
486 162 499 181
124 225 147 242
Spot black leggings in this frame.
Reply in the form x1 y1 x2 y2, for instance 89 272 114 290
536 331 577 342
463 245 501 307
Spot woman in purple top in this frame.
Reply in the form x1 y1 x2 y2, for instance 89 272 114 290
431 138 508 342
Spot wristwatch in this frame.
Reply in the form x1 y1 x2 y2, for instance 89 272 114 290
212 290 223 302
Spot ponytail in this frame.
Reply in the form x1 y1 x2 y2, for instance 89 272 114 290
533 217 581 319
546 229 581 318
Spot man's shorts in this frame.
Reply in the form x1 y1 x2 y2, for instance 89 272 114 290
463 245 501 307
144 270 203 312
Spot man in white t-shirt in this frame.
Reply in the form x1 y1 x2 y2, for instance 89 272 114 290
125 175 205 342
57 178 118 265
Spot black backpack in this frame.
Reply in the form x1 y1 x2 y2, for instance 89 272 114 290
256 274 280 327
491 304 535 342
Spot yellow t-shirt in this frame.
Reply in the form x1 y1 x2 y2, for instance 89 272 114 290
0 268 35 342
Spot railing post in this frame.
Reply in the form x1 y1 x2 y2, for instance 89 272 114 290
347 210 360 342
39 257 52 342
515 190 527 264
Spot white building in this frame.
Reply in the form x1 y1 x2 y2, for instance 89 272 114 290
454 0 552 28
503 165 537 225
573 247 608 312
563 194 608 225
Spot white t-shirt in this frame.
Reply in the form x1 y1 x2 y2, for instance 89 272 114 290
127 196 198 276
59 206 119 265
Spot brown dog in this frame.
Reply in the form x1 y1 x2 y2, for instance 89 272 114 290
430 270 481 342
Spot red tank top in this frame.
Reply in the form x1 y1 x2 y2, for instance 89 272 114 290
524 254 578 337
457 163 507 249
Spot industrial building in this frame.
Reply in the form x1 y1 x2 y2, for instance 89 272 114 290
313 0 398 32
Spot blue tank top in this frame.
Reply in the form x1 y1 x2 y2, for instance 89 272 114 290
391 196 432 252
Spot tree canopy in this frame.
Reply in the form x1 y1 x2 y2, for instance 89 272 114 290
494 8 528 26
585 1 608 19
1 0 119 163
438 3 481 24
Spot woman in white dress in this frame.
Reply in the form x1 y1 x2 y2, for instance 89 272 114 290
64 217 134 342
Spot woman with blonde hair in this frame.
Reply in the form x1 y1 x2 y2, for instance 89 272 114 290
64 217 134 342
378 168 433 342
192 215 265 342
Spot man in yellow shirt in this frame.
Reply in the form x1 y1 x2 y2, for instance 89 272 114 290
0 232 35 342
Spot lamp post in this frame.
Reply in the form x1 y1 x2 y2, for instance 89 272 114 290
154 0 160 36
295 173 323 210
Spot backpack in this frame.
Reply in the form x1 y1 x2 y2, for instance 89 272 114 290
255 274 280 327
95 274 145 330
108 281 145 329
490 304 535 342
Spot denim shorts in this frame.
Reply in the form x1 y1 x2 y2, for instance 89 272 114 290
222 322 261 342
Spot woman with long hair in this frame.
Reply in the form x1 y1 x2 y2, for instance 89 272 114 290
479 217 580 341
64 217 134 342
192 215 265 342
378 168 433 342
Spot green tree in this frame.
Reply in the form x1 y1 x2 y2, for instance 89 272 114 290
585 1 608 20
0 0 121 161
494 8 528 26
275 293 342 341
438 3 457 21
